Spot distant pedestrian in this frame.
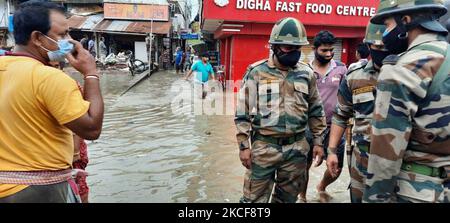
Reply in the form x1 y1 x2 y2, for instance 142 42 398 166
88 38 96 58
184 52 215 99
175 47 184 74
99 37 107 66
348 43 369 71
184 47 192 72
80 34 89 50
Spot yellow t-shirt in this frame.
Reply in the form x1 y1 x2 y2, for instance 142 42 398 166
0 56 90 198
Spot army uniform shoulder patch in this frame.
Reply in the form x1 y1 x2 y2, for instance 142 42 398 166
298 61 309 67
249 59 268 70
296 61 314 74
243 59 268 81
382 54 400 65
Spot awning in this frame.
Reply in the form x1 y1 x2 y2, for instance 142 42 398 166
68 5 103 16
68 14 104 31
68 15 87 29
93 19 171 35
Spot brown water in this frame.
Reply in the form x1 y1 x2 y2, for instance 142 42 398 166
68 68 350 203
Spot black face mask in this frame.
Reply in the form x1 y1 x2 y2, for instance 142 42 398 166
274 47 301 67
370 48 391 68
315 50 333 65
382 24 409 55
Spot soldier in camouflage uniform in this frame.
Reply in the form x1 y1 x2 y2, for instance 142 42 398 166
364 0 450 203
235 17 327 203
326 22 389 203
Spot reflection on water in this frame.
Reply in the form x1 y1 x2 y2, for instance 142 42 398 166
67 68 350 203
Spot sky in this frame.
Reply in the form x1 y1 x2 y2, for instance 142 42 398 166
189 0 199 22
180 0 199 22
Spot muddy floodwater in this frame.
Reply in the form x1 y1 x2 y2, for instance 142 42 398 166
68 68 350 203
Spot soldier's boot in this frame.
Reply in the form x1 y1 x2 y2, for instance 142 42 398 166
349 144 369 203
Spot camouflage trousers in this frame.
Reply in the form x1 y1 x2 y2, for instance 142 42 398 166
395 169 450 203
348 144 369 203
240 138 309 203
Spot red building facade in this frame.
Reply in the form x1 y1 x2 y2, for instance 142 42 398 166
202 0 380 82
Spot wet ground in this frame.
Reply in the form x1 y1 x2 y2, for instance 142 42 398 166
67 67 350 203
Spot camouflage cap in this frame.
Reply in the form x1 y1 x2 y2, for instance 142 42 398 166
371 0 448 24
269 17 309 46
363 22 386 45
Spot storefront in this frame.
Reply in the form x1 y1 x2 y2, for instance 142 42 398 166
93 19 170 63
202 0 379 82
68 3 171 64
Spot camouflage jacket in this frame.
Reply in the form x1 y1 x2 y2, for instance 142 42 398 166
235 56 327 150
364 33 450 202
332 60 379 146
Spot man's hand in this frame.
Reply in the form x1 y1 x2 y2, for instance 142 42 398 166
312 145 324 167
326 153 340 178
239 149 252 169
66 39 97 77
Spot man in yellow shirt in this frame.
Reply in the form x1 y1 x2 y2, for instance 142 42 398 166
0 1 104 202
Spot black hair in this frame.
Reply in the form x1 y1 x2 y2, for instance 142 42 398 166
356 43 370 59
13 0 65 45
200 52 209 58
313 30 336 48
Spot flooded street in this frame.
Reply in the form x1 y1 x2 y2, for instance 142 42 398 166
68 68 350 203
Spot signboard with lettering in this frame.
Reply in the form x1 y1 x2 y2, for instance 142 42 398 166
181 33 199 40
204 0 379 27
104 3 169 21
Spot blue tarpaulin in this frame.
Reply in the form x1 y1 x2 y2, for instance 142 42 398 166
8 15 13 32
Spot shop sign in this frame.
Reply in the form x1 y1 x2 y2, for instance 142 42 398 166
181 33 199 40
104 3 169 21
206 0 379 27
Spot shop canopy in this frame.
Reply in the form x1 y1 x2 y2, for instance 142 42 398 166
68 14 104 31
93 19 171 35
68 14 171 35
